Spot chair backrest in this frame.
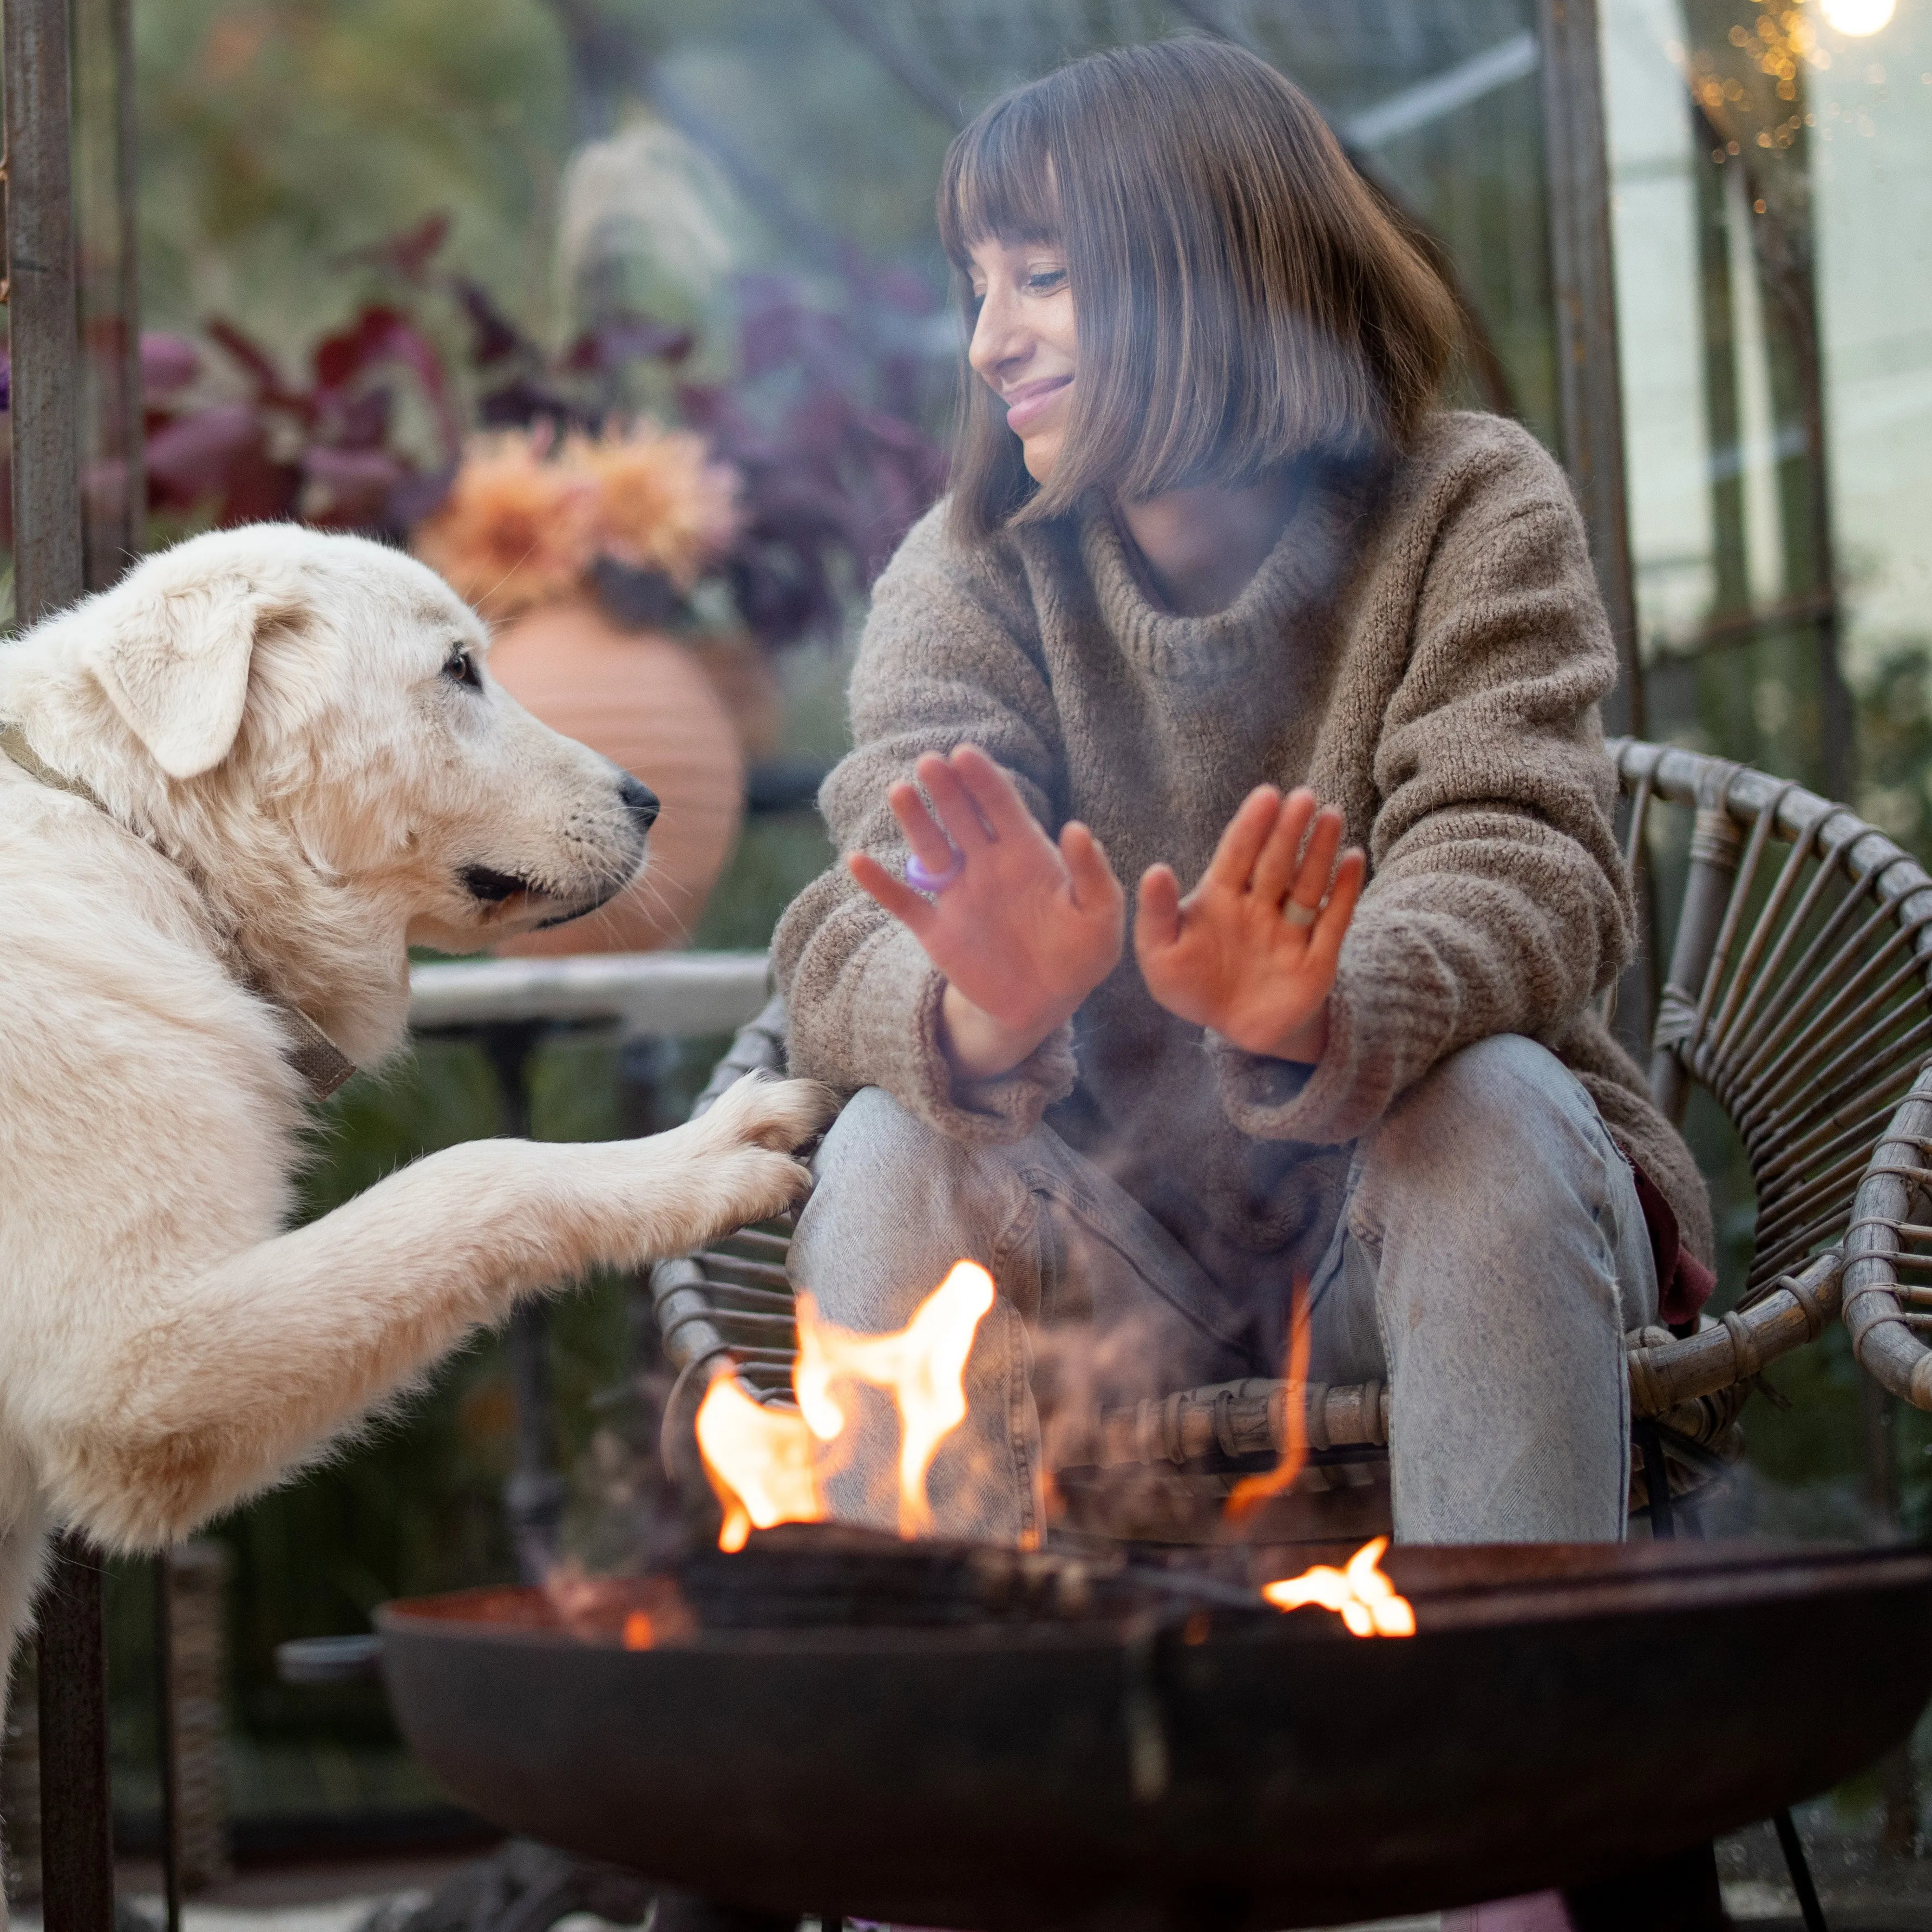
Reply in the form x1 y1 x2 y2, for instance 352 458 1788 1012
1843 1062 1932 1406
1611 739 1932 1307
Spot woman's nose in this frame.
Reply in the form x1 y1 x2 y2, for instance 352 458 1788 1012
968 285 1030 382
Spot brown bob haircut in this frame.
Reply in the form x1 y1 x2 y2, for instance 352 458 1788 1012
938 38 1460 542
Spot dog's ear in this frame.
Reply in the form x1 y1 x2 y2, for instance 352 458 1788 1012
88 573 306 781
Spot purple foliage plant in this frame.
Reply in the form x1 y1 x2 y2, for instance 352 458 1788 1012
8 213 952 653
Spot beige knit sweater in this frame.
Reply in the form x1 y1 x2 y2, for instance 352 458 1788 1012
774 411 1711 1316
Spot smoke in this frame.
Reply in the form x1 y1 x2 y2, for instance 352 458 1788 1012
555 1358 710 1580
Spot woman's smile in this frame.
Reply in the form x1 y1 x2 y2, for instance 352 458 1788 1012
1001 373 1072 433
966 234 1078 482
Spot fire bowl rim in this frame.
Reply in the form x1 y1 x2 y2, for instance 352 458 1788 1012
375 1536 1932 1655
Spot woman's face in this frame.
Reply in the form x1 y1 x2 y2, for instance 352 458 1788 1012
966 235 1076 484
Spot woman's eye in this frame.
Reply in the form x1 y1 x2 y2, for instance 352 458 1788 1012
1026 268 1067 294
443 651 483 692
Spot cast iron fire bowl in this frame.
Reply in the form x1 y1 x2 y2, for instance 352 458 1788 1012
377 1538 1932 1931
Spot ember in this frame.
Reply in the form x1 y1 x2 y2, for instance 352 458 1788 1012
542 1568 697 1647
1263 1535 1416 1637
674 1522 1200 1629
696 1260 996 1550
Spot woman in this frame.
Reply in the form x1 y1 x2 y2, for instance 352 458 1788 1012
772 38 1711 1547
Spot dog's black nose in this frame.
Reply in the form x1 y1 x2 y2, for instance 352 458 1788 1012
619 774 660 831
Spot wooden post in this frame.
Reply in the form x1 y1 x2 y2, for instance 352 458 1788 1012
112 0 141 573
1538 0 1656 1056
69 0 143 591
5 0 87 624
1537 0 1644 743
6 0 108 1921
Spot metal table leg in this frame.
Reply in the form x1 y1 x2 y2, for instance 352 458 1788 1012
37 1535 113 1932
479 1024 566 1584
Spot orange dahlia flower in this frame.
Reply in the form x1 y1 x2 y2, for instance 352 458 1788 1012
565 420 743 593
412 430 598 620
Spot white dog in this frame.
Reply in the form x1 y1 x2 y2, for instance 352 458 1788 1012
0 523 828 1675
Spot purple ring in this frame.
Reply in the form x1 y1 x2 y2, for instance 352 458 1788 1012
905 851 965 894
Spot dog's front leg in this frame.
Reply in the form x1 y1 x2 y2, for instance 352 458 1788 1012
36 1073 833 1553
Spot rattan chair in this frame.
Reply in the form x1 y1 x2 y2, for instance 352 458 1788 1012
649 738 1932 1534
1842 1066 1932 1410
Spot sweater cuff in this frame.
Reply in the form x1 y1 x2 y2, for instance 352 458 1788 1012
1209 990 1375 1145
886 933 1078 1145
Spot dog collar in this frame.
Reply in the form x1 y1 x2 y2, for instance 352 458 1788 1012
0 719 358 1102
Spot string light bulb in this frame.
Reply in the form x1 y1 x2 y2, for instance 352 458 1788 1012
1820 0 1895 37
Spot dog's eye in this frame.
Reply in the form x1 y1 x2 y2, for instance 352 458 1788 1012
443 650 483 693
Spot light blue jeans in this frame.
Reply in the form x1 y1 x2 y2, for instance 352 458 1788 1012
787 1034 1658 1545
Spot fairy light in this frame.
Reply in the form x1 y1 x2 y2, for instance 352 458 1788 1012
1820 0 1894 34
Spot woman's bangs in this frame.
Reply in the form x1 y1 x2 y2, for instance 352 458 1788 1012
938 98 1061 270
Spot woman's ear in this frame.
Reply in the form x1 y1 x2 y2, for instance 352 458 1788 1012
86 572 307 780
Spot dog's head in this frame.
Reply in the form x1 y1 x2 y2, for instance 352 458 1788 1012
5 525 658 1049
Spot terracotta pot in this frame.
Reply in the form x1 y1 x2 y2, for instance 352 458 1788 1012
486 594 745 956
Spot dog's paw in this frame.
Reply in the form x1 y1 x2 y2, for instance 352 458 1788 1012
692 1071 838 1157
624 1073 836 1260
696 1141 815 1240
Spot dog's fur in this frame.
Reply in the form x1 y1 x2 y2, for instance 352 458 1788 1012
0 523 829 1677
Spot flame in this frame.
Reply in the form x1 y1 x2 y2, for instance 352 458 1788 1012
695 1375 820 1553
1261 1536 1416 1638
1224 1274 1312 1521
622 1609 656 1650
696 1260 997 1550
795 1260 996 1537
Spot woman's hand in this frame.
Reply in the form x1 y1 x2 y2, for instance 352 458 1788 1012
848 744 1125 1080
1135 786 1364 1064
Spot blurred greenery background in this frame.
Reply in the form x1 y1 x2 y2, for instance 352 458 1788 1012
14 0 1932 1859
